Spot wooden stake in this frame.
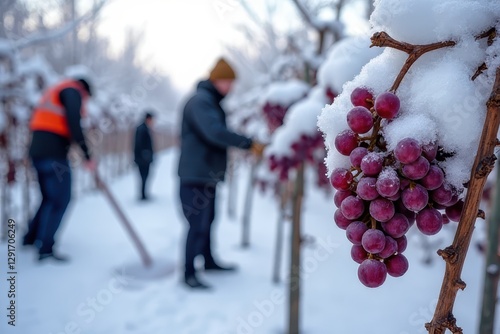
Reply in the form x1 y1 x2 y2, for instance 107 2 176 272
426 67 500 333
289 162 304 334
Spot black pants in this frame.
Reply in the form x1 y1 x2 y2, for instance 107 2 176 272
179 183 217 277
136 162 151 199
23 159 72 255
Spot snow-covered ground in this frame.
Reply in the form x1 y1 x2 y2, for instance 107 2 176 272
0 149 493 334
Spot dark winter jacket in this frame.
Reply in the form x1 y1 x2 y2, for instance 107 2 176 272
134 122 154 165
178 80 252 184
29 87 91 161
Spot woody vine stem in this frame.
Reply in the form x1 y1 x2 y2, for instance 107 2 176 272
369 29 499 334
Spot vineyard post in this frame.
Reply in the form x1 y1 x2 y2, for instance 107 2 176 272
426 67 500 333
288 161 304 334
479 161 500 334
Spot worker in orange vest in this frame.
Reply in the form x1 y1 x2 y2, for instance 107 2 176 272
23 77 96 262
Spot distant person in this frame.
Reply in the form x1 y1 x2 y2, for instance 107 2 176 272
134 111 155 201
23 77 96 262
178 58 265 289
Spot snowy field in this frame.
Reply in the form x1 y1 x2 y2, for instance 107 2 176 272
0 148 493 334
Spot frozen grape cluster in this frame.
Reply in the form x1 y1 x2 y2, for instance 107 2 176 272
331 87 464 288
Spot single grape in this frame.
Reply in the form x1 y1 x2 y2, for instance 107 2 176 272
385 254 409 277
400 178 410 190
374 92 400 119
395 235 407 253
351 245 368 264
334 190 354 208
381 213 410 238
361 229 387 253
402 156 430 180
443 194 460 207
341 196 365 220
350 147 369 168
420 165 445 190
334 209 352 230
335 130 358 156
376 169 400 197
369 198 395 222
394 138 421 164
430 183 454 205
395 200 416 225
360 152 384 176
356 177 379 201
347 106 374 134
351 87 374 109
346 221 369 245
379 236 398 259
422 142 438 161
401 184 429 212
416 207 443 235
442 214 451 224
445 200 464 222
330 168 354 190
358 259 387 288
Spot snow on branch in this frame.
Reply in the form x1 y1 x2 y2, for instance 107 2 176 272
12 0 110 50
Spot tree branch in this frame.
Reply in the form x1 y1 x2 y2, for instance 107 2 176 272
13 0 110 50
426 66 500 334
370 32 456 92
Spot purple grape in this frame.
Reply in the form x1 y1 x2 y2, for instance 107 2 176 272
356 177 379 201
445 200 464 222
442 214 451 224
395 235 407 253
374 92 400 119
394 138 421 164
422 142 438 161
334 190 353 208
330 168 353 190
416 207 443 235
347 106 374 134
379 236 398 258
350 147 369 168
420 165 445 190
351 245 369 264
346 221 369 245
376 169 400 197
361 229 387 253
402 156 430 180
334 209 352 230
358 259 387 288
369 198 395 222
430 183 454 205
400 178 410 190
335 130 358 156
381 213 410 238
401 184 429 212
395 200 416 225
386 254 409 277
360 152 384 176
341 196 365 220
444 194 460 207
387 192 401 201
350 87 374 109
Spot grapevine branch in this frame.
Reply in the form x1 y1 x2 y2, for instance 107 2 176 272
369 28 498 334
370 32 456 92
425 66 500 334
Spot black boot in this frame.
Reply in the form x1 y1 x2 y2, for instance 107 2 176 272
204 261 238 272
38 252 70 263
184 274 211 289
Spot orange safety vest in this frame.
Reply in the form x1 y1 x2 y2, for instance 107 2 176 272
30 80 88 138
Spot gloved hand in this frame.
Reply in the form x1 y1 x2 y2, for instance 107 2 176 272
84 159 97 172
250 141 266 158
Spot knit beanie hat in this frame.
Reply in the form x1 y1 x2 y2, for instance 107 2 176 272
209 58 236 81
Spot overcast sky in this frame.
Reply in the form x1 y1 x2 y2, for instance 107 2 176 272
96 0 369 92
